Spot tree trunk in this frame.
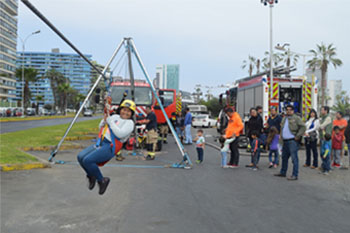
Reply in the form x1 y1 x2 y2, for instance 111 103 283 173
321 64 327 107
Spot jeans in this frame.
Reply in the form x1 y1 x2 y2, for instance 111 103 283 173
77 139 114 182
305 139 318 167
185 124 192 143
221 151 227 167
280 140 299 177
332 149 341 165
251 152 259 168
348 144 350 166
197 147 204 162
176 126 183 138
229 138 240 165
321 151 331 172
269 149 279 165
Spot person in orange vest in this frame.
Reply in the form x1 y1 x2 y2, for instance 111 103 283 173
224 107 244 167
77 99 135 195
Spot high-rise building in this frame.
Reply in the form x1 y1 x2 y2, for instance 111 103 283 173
155 64 179 91
328 80 342 107
15 48 92 106
0 0 18 102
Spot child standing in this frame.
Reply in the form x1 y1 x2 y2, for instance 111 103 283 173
219 136 235 168
250 131 260 171
321 133 332 175
194 129 205 164
266 126 280 168
332 126 342 168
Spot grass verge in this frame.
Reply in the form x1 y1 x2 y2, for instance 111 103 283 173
0 119 100 164
0 113 84 122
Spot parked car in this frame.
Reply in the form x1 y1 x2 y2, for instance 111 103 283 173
26 108 36 116
192 114 217 128
83 109 93 117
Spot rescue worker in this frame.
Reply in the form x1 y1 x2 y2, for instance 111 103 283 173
77 99 136 195
159 124 169 144
144 106 158 160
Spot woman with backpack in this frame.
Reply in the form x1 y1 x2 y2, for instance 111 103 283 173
303 109 320 168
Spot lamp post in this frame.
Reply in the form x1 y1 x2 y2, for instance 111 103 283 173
275 43 313 76
19 30 41 116
261 0 278 102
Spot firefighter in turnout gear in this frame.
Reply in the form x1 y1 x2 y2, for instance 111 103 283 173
144 106 158 160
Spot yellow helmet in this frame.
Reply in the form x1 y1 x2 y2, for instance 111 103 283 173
120 99 136 113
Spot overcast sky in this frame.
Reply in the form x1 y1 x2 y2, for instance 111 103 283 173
19 0 350 96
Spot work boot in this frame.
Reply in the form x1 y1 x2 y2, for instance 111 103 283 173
98 177 110 195
87 176 96 190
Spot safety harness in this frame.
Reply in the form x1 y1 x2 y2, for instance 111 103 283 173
96 124 123 167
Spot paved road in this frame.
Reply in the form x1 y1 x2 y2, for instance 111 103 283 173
1 127 350 233
0 116 101 134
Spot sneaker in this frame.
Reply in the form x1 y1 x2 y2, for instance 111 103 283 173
274 173 286 177
87 176 96 190
273 164 278 168
196 160 201 164
269 164 273 168
310 166 317 169
145 155 155 160
222 165 229 168
116 156 124 161
252 167 258 171
323 171 329 175
231 165 239 168
335 164 341 168
245 163 253 168
303 164 309 167
339 166 349 170
287 176 298 181
98 177 110 195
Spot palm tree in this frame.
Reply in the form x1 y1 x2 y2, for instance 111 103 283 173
307 43 343 106
262 51 282 72
57 82 71 115
280 49 299 70
241 55 256 76
15 68 39 110
44 69 67 111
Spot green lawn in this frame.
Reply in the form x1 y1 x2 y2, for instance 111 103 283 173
0 119 100 164
0 113 81 122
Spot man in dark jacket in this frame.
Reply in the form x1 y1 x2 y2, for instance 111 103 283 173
247 108 263 142
267 106 282 133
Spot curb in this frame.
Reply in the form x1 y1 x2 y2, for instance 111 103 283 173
0 162 51 172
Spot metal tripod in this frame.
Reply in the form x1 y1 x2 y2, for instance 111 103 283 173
22 0 192 168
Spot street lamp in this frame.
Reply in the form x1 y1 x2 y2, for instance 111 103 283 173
275 43 313 76
19 30 41 116
261 0 278 102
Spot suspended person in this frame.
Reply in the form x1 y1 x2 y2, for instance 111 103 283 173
274 104 305 181
224 107 244 168
303 109 320 169
184 107 193 145
144 106 158 160
77 99 136 195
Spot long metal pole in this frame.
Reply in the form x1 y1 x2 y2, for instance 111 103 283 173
130 39 192 166
21 0 107 81
49 39 125 161
21 43 25 116
269 4 274 101
126 38 139 152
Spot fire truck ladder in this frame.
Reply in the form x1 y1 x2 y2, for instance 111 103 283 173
22 0 192 169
